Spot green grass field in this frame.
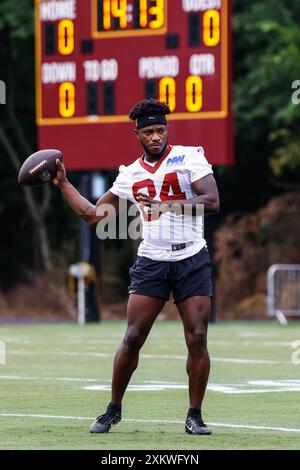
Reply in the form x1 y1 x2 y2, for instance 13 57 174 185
0 320 300 450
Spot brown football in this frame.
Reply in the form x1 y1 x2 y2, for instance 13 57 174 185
18 149 63 186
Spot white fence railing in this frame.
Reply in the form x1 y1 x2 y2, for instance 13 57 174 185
267 264 300 325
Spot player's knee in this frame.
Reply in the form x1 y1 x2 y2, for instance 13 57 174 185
187 330 207 357
122 330 142 354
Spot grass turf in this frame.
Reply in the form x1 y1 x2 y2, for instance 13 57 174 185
0 320 300 450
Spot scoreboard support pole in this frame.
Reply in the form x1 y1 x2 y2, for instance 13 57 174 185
204 215 217 323
79 173 101 323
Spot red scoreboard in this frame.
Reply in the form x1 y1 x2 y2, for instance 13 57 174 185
35 0 233 169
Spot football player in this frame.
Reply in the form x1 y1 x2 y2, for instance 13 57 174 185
53 99 220 435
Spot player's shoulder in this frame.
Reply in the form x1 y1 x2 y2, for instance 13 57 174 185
117 157 141 175
171 145 206 160
175 145 205 155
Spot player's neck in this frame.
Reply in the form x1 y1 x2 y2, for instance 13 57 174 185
144 143 169 163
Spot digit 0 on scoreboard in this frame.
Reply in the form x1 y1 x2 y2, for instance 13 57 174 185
203 9 220 46
59 82 75 117
58 19 75 55
186 76 203 112
35 0 233 168
158 76 203 113
159 77 176 112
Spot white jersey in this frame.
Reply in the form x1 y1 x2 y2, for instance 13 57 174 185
109 145 213 261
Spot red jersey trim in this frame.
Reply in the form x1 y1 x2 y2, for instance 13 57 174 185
139 145 173 174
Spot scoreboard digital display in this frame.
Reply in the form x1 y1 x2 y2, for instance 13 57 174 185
35 0 233 169
94 0 167 36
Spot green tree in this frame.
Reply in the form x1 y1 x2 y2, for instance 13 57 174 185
217 0 300 216
234 0 300 184
0 0 53 273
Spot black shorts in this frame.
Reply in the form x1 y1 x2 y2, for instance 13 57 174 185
128 247 213 304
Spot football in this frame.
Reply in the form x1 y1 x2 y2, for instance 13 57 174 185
18 149 63 186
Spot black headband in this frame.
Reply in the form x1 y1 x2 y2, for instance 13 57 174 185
136 114 167 130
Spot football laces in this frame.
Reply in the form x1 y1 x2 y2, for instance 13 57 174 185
29 160 47 175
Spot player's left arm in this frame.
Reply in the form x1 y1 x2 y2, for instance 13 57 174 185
137 174 219 216
189 174 220 214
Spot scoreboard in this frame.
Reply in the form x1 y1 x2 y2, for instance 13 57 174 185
35 0 233 169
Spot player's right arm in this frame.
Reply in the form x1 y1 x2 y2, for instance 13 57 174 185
52 159 120 225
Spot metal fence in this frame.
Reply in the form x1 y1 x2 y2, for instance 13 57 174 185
0 80 6 104
267 264 300 325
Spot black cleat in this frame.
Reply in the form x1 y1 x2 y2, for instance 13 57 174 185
90 404 121 434
185 411 212 435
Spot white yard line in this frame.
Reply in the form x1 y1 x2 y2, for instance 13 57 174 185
210 357 285 364
4 339 295 347
0 375 99 382
239 332 277 338
0 413 299 433
3 375 300 394
6 349 288 364
206 422 300 433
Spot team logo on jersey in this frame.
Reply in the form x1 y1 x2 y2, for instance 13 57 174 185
166 155 185 165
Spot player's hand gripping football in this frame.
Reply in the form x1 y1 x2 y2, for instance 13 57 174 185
136 191 170 221
52 159 68 187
